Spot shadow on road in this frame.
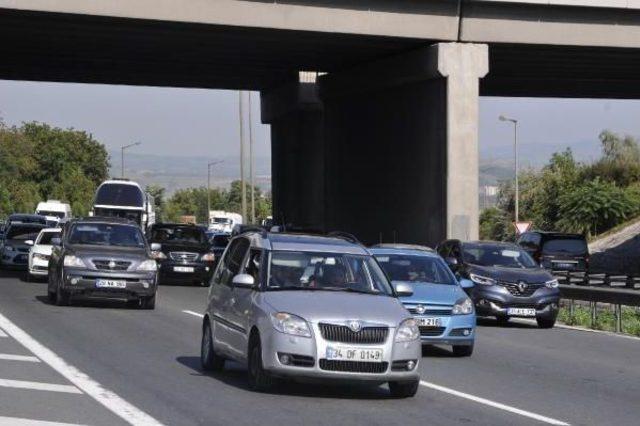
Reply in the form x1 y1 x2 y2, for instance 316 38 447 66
176 355 395 400
477 317 538 329
34 294 142 310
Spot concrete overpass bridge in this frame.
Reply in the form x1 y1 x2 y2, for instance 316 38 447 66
2 0 640 244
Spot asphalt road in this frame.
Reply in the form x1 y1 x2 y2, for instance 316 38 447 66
0 270 638 426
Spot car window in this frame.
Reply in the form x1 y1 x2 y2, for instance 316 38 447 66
462 243 537 269
68 223 145 248
37 231 61 245
6 225 46 240
542 237 587 255
374 254 457 285
150 226 205 244
218 238 250 286
244 249 263 284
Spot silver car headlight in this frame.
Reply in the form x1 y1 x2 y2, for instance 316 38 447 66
200 253 215 262
545 279 559 289
395 318 419 342
470 273 496 286
452 298 474 315
136 260 158 272
270 312 311 338
63 255 86 268
33 253 49 262
4 245 14 252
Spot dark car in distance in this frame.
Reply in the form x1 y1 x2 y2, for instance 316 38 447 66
149 223 216 286
517 231 589 273
437 240 560 328
48 217 158 308
0 222 47 269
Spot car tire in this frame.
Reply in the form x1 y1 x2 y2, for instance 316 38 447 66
201 320 225 372
55 287 70 306
141 294 156 310
452 344 474 357
248 335 273 392
389 380 419 398
536 317 556 329
495 316 510 326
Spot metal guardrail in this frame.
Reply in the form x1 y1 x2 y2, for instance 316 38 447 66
558 284 640 334
553 270 640 290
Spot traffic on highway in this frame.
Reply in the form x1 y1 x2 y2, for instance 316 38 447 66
1 178 637 426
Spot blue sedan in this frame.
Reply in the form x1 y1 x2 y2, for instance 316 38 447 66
370 246 476 356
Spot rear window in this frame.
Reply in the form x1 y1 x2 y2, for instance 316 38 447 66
542 238 587 255
6 225 45 240
95 184 144 207
374 254 456 285
151 226 205 244
38 231 61 245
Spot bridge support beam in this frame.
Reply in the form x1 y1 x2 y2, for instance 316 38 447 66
260 82 325 230
319 42 488 245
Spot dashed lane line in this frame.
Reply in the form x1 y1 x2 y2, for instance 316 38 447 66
0 353 41 362
0 378 82 394
0 311 165 426
0 416 88 426
419 381 570 426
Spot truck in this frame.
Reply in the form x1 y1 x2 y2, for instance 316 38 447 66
208 210 243 234
35 200 72 225
90 179 156 233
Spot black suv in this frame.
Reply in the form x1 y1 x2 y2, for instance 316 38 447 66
48 217 158 308
437 240 560 328
149 223 216 286
517 231 589 273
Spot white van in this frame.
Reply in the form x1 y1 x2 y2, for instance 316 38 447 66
90 179 156 232
35 200 72 225
208 211 243 233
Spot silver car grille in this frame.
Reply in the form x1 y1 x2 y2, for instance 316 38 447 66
92 259 132 271
319 323 389 344
169 252 199 262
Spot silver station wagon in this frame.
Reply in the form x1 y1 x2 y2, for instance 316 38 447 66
200 230 421 397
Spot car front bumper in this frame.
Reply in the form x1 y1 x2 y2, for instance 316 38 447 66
61 269 157 301
158 261 214 283
260 323 421 383
29 256 50 276
414 314 476 346
1 251 30 269
472 285 560 320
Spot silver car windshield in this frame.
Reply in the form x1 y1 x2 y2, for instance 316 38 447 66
374 254 457 285
267 251 393 295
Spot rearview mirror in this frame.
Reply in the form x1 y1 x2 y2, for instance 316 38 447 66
459 278 474 289
232 273 255 289
25 240 34 246
51 237 61 246
150 243 161 251
393 282 414 297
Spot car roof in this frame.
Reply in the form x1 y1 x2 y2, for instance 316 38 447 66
243 232 370 255
369 246 441 258
70 217 139 226
40 228 61 233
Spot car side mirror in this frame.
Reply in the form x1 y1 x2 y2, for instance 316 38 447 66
393 282 414 297
25 240 34 246
232 273 255 289
459 278 474 289
51 237 61 246
150 243 161 251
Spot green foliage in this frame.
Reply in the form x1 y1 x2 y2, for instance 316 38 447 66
479 207 510 241
0 121 109 219
558 304 640 336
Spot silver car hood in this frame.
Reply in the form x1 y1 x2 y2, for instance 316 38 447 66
262 291 410 327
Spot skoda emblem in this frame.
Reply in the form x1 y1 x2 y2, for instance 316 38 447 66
347 320 362 333
518 281 528 292
416 305 426 315
108 260 116 269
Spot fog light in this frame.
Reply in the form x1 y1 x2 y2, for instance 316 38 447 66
206 267 210 272
70 278 79 285
406 360 415 371
463 329 470 336
279 354 291 365
141 281 149 289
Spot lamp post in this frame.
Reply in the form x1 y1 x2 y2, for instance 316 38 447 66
207 160 224 226
499 115 519 222
248 92 255 224
239 92 247 223
121 142 141 178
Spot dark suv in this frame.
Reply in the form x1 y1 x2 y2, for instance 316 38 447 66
517 231 589 273
48 217 158 308
149 223 216 286
437 240 560 328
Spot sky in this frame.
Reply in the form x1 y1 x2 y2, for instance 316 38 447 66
1 80 640 163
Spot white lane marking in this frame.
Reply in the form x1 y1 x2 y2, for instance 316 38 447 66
0 311 165 426
0 328 7 337
0 416 87 426
0 378 82 394
182 310 204 318
420 381 570 426
0 353 41 362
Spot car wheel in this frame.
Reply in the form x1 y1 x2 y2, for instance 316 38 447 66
495 316 510 326
452 344 474 357
389 380 419 398
55 286 70 306
536 317 556 329
201 319 225 372
140 294 156 310
247 335 273 392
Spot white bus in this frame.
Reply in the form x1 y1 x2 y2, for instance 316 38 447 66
90 179 155 232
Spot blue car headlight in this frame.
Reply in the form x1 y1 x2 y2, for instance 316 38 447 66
452 298 474 315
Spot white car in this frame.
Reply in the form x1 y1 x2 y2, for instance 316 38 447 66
28 228 61 279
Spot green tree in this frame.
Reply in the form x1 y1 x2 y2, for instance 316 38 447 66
479 207 510 241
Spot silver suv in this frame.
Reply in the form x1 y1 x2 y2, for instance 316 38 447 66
200 231 421 397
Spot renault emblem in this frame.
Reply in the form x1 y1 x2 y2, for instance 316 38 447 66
416 305 426 315
108 260 116 269
347 320 362 332
518 281 528 292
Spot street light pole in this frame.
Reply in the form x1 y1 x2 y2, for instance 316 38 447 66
499 115 519 222
121 142 141 178
207 160 224 226
248 92 255 224
239 91 247 223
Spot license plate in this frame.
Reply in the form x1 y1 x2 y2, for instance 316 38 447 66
418 317 441 327
555 263 575 269
95 279 126 289
325 347 383 362
174 266 195 273
507 308 536 317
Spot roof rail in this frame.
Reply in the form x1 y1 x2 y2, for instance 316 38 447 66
327 231 361 245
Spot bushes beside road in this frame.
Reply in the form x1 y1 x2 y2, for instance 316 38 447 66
558 303 640 337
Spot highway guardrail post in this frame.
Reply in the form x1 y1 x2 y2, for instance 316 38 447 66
590 302 597 329
615 304 623 333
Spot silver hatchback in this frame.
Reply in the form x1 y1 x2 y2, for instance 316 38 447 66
200 231 421 397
